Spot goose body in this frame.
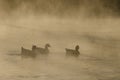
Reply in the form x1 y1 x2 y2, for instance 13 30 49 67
65 45 80 57
21 47 36 58
35 44 50 55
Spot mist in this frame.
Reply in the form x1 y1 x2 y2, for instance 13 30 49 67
0 0 120 18
0 0 120 80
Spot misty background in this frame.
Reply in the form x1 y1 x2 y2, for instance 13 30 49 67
0 0 120 61
0 0 119 56
0 0 120 18
0 0 120 80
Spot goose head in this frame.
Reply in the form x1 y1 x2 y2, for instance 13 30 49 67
75 45 79 51
32 45 37 51
45 43 51 48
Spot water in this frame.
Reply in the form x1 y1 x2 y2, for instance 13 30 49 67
0 18 120 80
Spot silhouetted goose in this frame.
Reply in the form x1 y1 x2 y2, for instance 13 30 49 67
65 45 80 57
35 44 51 55
21 46 37 58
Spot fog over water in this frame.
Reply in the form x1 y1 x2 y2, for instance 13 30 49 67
0 0 120 80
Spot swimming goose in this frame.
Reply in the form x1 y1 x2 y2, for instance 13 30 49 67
35 44 51 55
21 46 36 58
65 45 80 57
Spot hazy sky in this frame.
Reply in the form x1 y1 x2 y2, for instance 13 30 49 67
0 0 120 18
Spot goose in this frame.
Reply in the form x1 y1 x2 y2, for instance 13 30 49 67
35 44 51 55
65 45 80 57
21 46 37 58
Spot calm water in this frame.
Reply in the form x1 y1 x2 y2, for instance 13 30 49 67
0 18 120 80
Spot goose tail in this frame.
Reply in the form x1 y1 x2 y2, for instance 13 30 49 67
65 48 68 52
21 47 24 55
